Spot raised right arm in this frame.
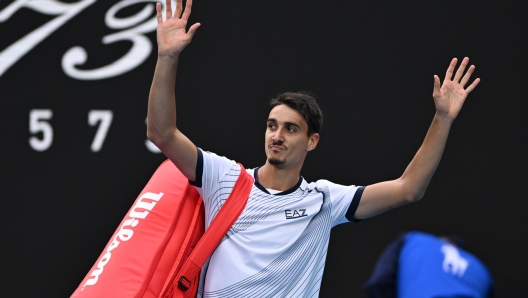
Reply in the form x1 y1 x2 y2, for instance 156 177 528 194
147 0 200 180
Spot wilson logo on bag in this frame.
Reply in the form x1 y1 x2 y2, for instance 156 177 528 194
71 160 252 298
83 192 164 288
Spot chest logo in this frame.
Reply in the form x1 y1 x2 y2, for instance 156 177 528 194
285 209 308 219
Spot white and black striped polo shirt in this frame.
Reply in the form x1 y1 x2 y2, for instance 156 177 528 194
191 148 363 298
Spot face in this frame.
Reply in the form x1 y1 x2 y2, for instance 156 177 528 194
265 104 319 169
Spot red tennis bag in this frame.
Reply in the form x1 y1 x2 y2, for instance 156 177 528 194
71 160 253 298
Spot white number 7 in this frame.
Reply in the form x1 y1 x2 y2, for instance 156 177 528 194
88 110 113 152
0 0 95 77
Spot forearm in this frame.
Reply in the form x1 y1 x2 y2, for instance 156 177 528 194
356 58 478 219
398 112 453 201
356 113 453 219
147 55 179 145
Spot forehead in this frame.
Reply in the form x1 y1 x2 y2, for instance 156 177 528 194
268 104 306 127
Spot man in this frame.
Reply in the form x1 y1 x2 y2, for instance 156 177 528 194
363 231 494 298
147 0 480 296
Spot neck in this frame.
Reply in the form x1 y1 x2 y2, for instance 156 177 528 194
258 161 302 191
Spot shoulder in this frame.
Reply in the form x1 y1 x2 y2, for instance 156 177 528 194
306 179 357 191
245 167 256 177
199 148 242 173
200 148 236 165
194 148 239 188
304 179 364 205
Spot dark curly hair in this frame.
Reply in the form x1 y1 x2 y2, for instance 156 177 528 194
269 91 323 136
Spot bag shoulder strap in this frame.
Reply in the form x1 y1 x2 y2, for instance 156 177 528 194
174 163 253 293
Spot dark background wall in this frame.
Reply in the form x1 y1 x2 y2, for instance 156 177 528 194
1 0 526 297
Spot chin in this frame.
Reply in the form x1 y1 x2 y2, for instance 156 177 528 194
268 157 286 167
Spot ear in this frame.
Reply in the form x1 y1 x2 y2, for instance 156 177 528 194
307 133 320 151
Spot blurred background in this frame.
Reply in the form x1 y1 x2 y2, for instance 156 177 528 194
1 0 526 296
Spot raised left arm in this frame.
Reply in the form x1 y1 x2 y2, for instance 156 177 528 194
354 57 480 220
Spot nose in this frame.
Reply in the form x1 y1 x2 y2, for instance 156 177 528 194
272 128 284 143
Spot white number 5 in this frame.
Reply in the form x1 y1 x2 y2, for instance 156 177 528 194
29 109 53 151
88 110 113 152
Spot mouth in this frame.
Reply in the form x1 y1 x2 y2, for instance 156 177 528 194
269 144 285 151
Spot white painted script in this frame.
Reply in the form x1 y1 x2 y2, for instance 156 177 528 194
0 0 176 80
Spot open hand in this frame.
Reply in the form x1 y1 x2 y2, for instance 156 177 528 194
433 57 480 121
156 0 200 58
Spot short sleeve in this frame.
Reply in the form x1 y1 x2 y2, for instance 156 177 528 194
315 180 364 227
192 148 237 207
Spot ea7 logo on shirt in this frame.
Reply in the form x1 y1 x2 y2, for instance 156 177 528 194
285 209 308 219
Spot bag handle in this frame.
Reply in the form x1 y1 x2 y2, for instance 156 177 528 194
162 163 253 297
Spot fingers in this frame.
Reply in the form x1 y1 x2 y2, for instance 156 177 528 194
453 57 469 82
182 0 193 20
156 3 162 24
452 57 479 92
165 0 172 18
187 22 201 39
460 64 475 87
157 0 195 23
444 58 457 82
176 0 183 18
433 75 441 97
161 0 193 21
465 78 481 94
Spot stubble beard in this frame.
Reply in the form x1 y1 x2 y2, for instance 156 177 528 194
268 140 287 167
268 157 286 167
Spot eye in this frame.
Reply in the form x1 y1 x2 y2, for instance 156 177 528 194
267 123 277 130
287 126 297 133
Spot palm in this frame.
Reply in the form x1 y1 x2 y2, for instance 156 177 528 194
156 0 200 57
432 57 480 121
158 18 189 53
